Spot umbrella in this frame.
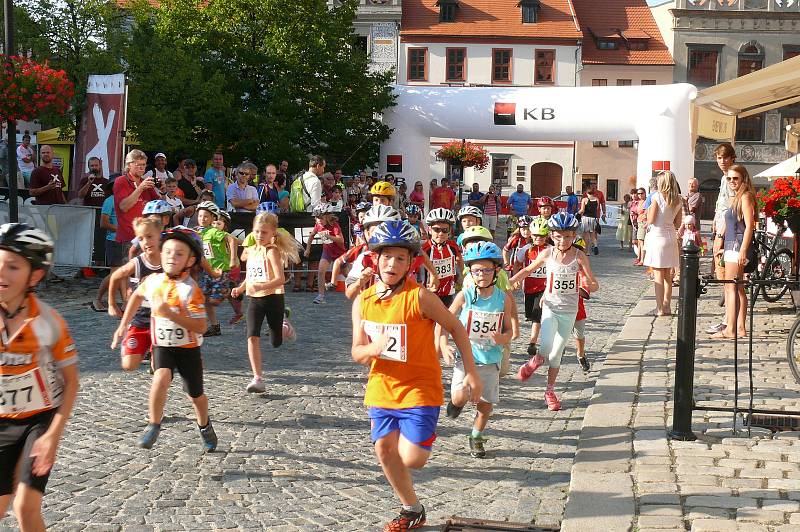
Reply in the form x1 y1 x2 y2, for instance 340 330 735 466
755 154 800 179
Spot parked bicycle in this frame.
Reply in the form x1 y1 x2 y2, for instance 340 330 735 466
751 221 793 303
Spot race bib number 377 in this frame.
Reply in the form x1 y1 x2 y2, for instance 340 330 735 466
0 369 52 415
362 321 407 362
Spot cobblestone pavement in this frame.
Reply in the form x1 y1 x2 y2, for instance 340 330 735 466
1 232 647 531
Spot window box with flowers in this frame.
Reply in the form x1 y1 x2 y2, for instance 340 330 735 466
0 56 74 123
435 140 489 172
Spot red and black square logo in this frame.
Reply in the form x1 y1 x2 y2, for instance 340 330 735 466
494 102 516 125
387 154 403 173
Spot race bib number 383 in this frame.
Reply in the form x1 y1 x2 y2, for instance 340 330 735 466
0 369 52 415
433 257 454 279
362 321 407 362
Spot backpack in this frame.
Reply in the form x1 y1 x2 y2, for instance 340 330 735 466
289 174 311 212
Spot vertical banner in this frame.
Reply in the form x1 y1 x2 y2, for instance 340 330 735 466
72 74 126 192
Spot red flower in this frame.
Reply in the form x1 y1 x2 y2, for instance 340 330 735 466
0 56 74 122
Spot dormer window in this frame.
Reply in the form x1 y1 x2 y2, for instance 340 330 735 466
598 40 618 50
518 0 541 24
436 0 458 22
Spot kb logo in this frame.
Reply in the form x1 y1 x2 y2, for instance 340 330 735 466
494 102 555 125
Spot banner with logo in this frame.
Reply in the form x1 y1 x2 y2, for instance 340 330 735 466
72 74 126 192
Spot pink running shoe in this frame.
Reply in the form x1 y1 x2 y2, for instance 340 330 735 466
544 389 561 411
516 355 545 381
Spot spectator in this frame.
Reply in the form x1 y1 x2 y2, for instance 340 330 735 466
273 173 290 212
279 160 289 175
643 171 683 317
428 178 438 207
713 164 756 339
176 159 203 206
204 151 228 210
77 156 110 207
408 180 426 209
579 187 603 255
467 183 484 209
93 179 122 312
585 182 606 219
397 182 408 213
565 185 579 215
256 164 280 204
29 145 66 205
16 133 35 187
431 177 456 210
144 152 173 183
321 172 336 201
227 162 259 212
482 184 501 235
684 177 704 217
300 155 325 212
113 149 160 253
346 174 363 204
507 184 532 217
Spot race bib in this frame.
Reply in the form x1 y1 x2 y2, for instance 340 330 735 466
529 264 547 279
433 257 454 279
203 242 213 259
362 321 407 362
152 316 193 347
247 259 268 283
0 369 53 415
467 310 503 341
551 272 577 294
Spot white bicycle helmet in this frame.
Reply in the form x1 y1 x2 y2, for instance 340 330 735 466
457 206 483 221
425 208 456 226
312 203 336 217
363 204 401 227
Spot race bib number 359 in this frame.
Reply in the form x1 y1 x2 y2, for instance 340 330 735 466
362 321 407 362
0 369 52 415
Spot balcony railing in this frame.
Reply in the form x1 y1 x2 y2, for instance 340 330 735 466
680 0 800 10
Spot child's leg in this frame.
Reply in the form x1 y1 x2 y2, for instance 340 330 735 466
573 320 586 358
375 432 422 505
306 262 318 290
530 322 541 345
176 347 208 426
542 308 575 387
206 300 220 326
263 294 285 348
120 326 149 371
121 355 143 372
247 337 262 378
330 257 342 288
12 484 44 531
246 298 268 378
474 401 493 432
189 394 210 427
317 258 330 296
148 368 172 424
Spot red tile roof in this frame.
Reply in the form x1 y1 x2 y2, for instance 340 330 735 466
401 0 583 42
571 0 673 65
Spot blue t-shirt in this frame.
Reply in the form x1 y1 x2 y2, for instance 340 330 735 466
644 191 656 210
204 167 227 210
467 191 485 210
566 194 579 214
458 285 506 365
101 195 117 241
507 192 531 216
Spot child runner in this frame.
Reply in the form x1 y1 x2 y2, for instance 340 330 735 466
306 203 346 305
422 208 462 307
509 213 599 410
502 216 533 273
404 204 425 238
108 217 164 372
536 196 554 221
0 224 79 531
128 200 175 260
457 206 483 231
352 201 372 246
370 181 396 206
195 201 237 336
232 212 300 393
213 210 244 325
342 205 402 300
571 237 591 372
516 217 549 358
111 227 218 451
351 220 483 531
439 242 514 458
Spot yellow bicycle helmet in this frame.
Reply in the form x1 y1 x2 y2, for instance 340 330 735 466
370 181 396 198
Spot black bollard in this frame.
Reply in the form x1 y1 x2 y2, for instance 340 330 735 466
669 241 700 441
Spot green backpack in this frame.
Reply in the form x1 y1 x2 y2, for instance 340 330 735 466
289 174 310 212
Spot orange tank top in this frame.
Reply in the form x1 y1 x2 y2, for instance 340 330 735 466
360 278 443 409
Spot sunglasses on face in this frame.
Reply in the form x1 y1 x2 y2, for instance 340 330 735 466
726 176 741 181
430 226 451 234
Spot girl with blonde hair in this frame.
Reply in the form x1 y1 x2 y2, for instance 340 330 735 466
231 212 301 393
643 171 683 316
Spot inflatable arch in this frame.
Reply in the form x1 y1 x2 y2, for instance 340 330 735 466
379 84 697 201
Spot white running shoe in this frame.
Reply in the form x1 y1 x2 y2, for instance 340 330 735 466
246 377 265 393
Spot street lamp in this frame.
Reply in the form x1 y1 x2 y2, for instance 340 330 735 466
3 0 18 222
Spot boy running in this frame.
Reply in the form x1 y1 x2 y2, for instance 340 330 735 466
0 224 79 531
516 217 549 358
422 208 462 307
195 201 237 336
351 220 482 531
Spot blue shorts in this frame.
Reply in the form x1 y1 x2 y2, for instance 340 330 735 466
368 406 440 450
199 271 231 302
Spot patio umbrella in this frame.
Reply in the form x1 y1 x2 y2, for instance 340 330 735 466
755 154 800 179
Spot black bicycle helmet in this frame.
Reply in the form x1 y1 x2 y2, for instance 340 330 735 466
0 223 54 270
161 226 204 261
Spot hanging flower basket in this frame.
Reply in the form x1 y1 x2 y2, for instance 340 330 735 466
435 140 490 172
757 176 800 230
0 56 74 123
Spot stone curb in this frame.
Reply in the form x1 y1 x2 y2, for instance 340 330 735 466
561 296 657 532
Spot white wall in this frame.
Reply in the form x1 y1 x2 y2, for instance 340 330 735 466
399 41 579 86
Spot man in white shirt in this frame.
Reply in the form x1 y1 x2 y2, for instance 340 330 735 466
16 133 35 187
301 155 325 212
143 152 173 189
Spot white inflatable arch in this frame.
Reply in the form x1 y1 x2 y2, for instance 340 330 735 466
379 84 697 200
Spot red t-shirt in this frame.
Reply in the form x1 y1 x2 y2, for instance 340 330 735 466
113 173 160 243
29 166 66 205
431 186 455 210
314 221 346 259
503 233 525 253
341 243 369 265
522 244 547 294
421 240 461 296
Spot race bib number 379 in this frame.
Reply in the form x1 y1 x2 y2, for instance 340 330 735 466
362 321 408 362
152 317 193 347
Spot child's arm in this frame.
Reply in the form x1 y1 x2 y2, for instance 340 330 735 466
434 291 464 364
30 362 79 476
225 234 238 269
420 255 440 291
330 256 344 285
350 296 386 366
345 267 373 300
418 288 482 403
111 290 145 348
491 292 516 346
150 296 206 334
107 260 136 317
304 229 318 257
231 280 247 299
509 250 549 286
577 252 600 293
329 226 345 246
200 257 222 278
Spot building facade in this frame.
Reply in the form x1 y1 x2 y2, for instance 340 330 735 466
653 0 800 218
572 0 674 204
338 0 403 77
398 0 582 197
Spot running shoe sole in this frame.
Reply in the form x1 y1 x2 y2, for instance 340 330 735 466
137 424 161 449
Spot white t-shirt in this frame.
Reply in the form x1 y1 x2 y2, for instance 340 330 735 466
16 145 34 172
301 171 322 212
144 169 173 181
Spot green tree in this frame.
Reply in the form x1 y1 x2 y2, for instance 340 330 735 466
139 0 395 171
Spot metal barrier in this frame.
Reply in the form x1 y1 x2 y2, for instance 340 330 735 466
670 242 800 440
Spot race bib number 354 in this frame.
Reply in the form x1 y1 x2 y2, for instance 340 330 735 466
467 310 503 341
362 321 407 362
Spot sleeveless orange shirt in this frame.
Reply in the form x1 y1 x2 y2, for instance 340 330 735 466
359 278 443 409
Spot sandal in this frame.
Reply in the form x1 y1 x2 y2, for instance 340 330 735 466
90 301 107 313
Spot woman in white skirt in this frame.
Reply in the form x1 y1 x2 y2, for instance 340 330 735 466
643 171 683 316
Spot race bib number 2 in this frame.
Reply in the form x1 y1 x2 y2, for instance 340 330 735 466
467 310 503 341
362 321 407 362
0 369 52 415
203 242 213 259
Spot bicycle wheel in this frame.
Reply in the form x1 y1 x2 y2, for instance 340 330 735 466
786 316 800 385
761 248 793 303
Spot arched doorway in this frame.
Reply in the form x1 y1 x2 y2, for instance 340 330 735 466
531 162 563 198
698 178 719 221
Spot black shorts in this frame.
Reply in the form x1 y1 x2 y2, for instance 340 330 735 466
0 410 56 495
153 346 205 398
524 292 544 323
246 294 284 347
438 294 455 308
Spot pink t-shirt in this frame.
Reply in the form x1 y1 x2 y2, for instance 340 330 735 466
314 221 346 259
409 189 425 206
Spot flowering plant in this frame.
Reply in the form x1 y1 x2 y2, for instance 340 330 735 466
0 56 74 122
435 140 490 171
756 177 800 227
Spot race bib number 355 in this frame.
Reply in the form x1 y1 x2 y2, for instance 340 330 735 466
362 321 407 362
0 369 52 415
467 310 503 341
551 272 577 294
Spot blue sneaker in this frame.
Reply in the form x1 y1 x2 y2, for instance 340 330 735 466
199 420 218 452
137 423 161 449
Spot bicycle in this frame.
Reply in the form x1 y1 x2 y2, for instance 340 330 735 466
751 222 793 303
